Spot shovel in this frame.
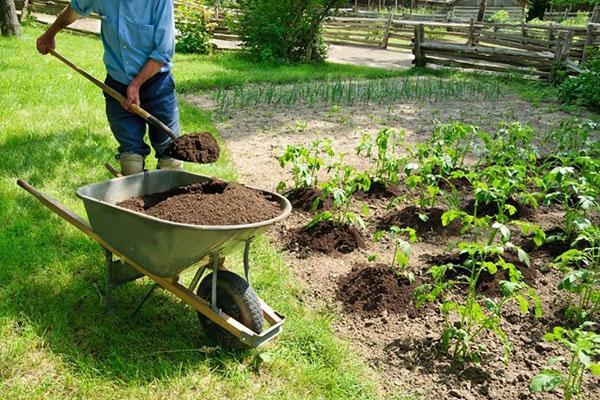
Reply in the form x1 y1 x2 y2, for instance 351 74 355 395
48 49 220 164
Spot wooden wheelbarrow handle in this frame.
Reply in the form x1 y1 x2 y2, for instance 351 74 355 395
48 49 177 142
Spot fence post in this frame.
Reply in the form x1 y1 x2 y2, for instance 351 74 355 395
467 17 475 45
591 6 600 23
381 13 393 49
477 0 486 23
19 0 29 22
550 30 573 81
582 24 594 63
413 23 426 67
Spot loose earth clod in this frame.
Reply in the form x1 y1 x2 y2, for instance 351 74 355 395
167 132 221 164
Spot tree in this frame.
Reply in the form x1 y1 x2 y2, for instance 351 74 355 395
235 0 346 63
0 0 20 36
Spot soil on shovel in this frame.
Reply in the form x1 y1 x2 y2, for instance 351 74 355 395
288 220 364 256
167 132 221 164
377 205 460 236
117 179 281 225
337 263 421 317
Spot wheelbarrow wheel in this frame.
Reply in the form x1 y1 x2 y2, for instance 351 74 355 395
197 270 263 348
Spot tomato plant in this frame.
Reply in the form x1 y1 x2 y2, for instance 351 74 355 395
530 322 600 400
373 226 417 282
277 139 335 192
356 128 411 188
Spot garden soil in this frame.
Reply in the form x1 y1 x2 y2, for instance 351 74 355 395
117 179 280 225
186 91 597 399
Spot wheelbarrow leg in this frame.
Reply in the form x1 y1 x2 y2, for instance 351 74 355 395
243 238 254 285
128 283 158 317
211 254 220 313
105 250 114 314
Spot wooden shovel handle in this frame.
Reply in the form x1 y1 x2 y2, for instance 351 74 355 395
49 49 177 141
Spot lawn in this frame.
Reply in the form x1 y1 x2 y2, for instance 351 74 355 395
0 25 394 400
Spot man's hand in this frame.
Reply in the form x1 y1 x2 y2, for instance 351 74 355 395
122 80 141 110
36 32 56 55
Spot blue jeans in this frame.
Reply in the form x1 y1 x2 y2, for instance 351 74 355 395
104 72 180 159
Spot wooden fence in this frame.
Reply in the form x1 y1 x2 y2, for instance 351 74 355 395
413 21 600 79
15 0 599 80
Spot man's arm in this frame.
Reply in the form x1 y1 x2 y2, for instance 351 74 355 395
36 5 80 54
123 60 164 109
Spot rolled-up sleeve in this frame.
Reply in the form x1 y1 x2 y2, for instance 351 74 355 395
148 0 175 65
70 0 95 16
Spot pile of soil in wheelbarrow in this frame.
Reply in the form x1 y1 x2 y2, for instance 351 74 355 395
167 132 221 163
117 179 281 225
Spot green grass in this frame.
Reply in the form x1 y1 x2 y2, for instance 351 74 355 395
0 25 391 399
174 48 407 93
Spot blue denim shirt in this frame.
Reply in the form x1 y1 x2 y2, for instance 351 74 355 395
70 0 175 84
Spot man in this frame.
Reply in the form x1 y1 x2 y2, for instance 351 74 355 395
36 0 183 175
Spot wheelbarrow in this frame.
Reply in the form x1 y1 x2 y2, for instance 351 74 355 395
17 170 292 347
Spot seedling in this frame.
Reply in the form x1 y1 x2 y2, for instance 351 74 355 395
530 322 600 400
356 128 411 188
416 240 542 363
373 226 417 282
309 162 370 229
277 139 335 193
554 226 600 323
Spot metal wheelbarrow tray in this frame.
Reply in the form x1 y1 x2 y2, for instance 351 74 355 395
17 170 292 348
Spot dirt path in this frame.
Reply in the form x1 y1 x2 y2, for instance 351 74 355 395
185 90 599 399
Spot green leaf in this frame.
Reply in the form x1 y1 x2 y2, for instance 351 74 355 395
529 371 562 393
517 248 531 267
590 363 600 376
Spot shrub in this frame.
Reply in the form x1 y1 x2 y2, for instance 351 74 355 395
557 46 600 111
487 10 511 24
175 5 215 54
235 0 346 63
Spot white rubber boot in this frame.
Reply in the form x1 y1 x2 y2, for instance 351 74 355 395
157 157 184 171
119 152 145 176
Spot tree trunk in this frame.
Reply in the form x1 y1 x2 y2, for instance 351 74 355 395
0 0 20 36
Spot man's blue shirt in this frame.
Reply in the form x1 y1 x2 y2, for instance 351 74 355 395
70 0 175 84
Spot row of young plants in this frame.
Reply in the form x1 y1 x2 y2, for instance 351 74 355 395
277 119 599 399
214 77 502 111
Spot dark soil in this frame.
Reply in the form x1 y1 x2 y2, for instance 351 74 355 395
288 220 364 256
377 205 460 236
167 132 221 164
355 181 406 199
425 251 537 298
116 178 281 225
337 263 421 317
285 187 331 212
521 226 572 258
463 198 535 220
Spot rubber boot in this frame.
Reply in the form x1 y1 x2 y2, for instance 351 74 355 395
157 157 184 171
118 152 145 176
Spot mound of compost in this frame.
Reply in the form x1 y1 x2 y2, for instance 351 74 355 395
167 132 221 164
337 263 420 317
355 181 406 199
288 220 364 255
285 187 332 212
117 179 281 225
377 205 460 236
463 198 535 220
425 251 537 298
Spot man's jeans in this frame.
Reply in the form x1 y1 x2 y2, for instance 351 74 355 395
104 72 180 159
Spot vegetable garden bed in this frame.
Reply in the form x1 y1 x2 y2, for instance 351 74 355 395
189 85 600 399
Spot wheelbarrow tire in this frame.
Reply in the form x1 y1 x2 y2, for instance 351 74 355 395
197 271 263 348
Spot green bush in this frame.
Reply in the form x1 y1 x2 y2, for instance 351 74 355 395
175 5 215 54
487 10 511 23
558 46 600 111
235 0 346 63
